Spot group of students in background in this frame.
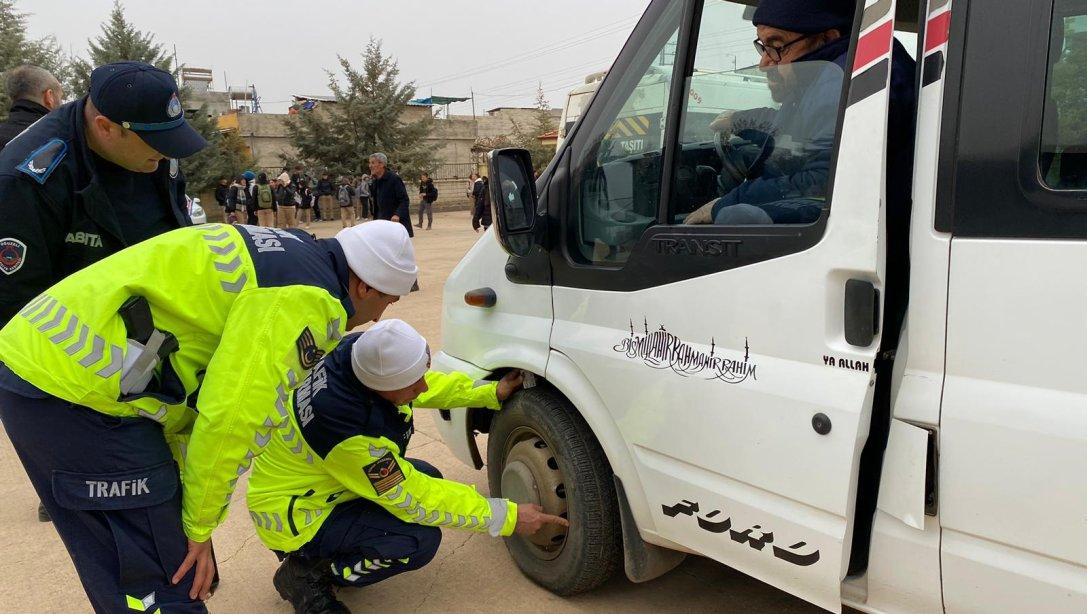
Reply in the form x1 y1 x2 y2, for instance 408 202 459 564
214 169 373 231
214 165 496 234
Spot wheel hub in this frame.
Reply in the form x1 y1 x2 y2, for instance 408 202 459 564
500 436 568 554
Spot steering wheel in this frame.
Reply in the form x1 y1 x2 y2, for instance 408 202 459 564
714 126 776 189
714 129 748 185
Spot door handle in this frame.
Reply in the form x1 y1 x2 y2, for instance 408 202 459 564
844 279 880 347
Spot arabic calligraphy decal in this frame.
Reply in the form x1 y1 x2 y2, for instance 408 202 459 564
662 499 820 567
613 318 757 384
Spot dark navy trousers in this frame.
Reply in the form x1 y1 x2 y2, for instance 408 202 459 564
294 459 443 589
0 376 206 613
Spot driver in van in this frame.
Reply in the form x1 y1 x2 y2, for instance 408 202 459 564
685 0 915 226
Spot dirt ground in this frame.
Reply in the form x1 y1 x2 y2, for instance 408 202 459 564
0 211 824 613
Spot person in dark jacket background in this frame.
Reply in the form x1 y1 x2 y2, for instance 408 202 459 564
316 172 334 222
472 175 492 232
417 172 437 230
0 65 64 150
213 176 230 220
242 170 258 224
274 171 297 229
226 175 249 224
370 152 413 238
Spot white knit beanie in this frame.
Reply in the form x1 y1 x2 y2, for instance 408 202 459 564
335 221 418 296
351 319 430 391
277 172 291 184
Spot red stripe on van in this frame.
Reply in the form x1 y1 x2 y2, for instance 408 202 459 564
925 11 952 53
854 20 894 73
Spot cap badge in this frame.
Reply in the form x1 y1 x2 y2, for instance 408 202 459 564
167 94 182 118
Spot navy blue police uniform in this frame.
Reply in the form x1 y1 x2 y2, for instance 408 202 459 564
0 61 208 613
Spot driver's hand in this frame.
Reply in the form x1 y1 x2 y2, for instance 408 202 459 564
709 110 735 133
684 201 717 225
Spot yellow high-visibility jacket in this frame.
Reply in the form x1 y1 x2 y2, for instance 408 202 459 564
0 224 352 542
247 333 516 553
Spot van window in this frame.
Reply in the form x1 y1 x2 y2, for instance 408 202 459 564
1041 2 1087 190
567 1 682 265
671 0 847 225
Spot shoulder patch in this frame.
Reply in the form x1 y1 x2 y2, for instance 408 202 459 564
16 138 67 185
0 238 27 275
296 327 325 370
364 450 406 495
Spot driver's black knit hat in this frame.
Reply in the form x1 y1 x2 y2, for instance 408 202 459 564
753 0 856 35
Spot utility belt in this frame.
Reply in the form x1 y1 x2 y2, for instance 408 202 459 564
117 296 181 400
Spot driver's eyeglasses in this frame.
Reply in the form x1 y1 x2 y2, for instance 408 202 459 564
753 33 814 63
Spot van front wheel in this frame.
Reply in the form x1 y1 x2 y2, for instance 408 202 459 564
487 386 622 595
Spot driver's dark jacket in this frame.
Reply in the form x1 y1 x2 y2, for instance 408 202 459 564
712 37 917 222
0 98 190 325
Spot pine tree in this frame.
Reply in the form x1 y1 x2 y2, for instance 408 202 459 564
0 0 71 120
509 84 559 172
285 39 435 178
69 1 174 97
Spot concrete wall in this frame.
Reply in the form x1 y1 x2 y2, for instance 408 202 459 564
229 105 559 208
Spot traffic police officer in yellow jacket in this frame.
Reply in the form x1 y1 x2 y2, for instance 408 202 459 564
0 219 418 613
248 319 567 613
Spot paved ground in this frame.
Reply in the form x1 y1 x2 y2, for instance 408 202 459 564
0 211 825 613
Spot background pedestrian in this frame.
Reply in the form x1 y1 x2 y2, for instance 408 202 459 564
370 152 412 238
417 172 437 230
275 171 297 228
0 65 64 150
254 172 275 226
316 172 334 222
336 175 355 228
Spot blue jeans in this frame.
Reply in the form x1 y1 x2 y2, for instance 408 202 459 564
714 198 825 225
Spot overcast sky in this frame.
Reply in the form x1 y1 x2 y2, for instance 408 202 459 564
22 0 652 115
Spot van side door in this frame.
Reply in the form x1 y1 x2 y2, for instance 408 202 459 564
544 0 905 610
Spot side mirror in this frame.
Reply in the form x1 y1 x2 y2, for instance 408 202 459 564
488 148 539 257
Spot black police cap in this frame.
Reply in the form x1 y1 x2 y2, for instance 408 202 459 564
89 61 207 159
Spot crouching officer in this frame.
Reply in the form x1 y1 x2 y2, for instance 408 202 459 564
247 319 566 613
0 220 419 613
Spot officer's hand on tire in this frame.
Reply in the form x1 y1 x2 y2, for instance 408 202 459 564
514 503 569 536
172 538 217 601
497 370 525 401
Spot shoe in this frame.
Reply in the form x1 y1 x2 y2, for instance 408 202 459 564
274 555 349 614
37 501 51 522
415 223 423 228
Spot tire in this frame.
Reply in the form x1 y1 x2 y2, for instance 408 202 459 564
487 385 622 595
